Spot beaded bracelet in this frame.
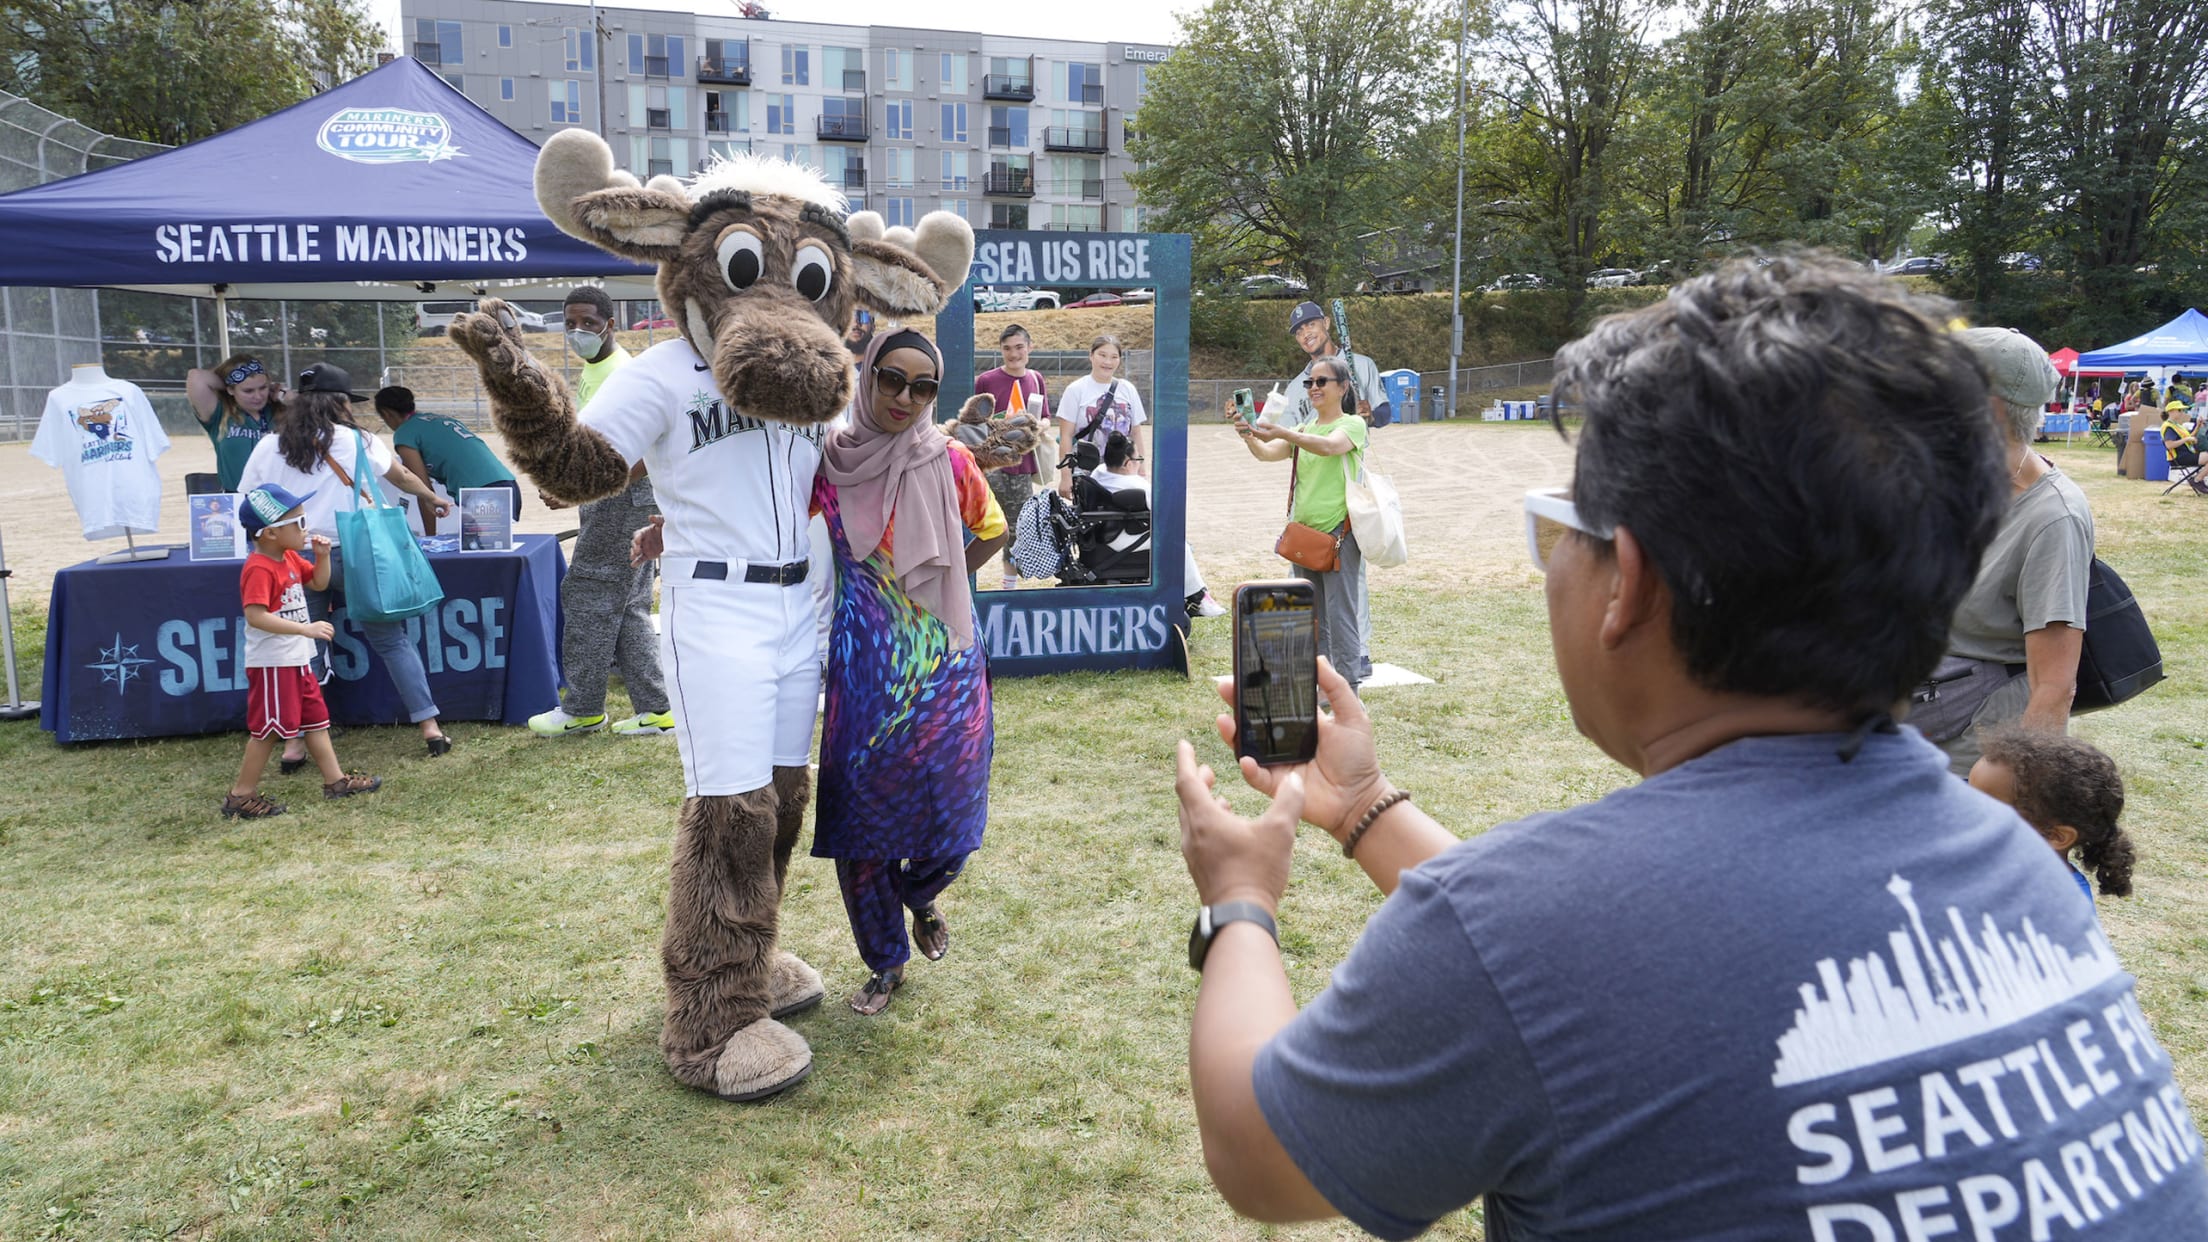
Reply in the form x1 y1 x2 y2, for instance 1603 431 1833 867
1342 789 1412 859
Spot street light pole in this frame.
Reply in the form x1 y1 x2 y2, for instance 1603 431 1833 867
1446 0 1469 421
593 0 608 143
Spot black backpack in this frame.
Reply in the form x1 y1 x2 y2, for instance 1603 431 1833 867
2072 557 2164 712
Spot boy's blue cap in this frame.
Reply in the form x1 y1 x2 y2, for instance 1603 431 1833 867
240 483 315 537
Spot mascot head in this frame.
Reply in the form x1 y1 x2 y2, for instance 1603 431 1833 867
533 128 974 427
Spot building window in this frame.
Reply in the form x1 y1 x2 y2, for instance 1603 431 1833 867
948 199 969 221
939 53 968 94
442 72 465 92
629 33 683 78
705 89 748 133
782 45 810 86
1061 62 1103 105
1058 204 1104 231
884 99 912 141
413 19 461 67
781 142 814 168
989 203 1029 230
550 79 583 126
498 24 512 49
767 94 795 135
883 47 911 92
940 149 968 190
940 102 967 143
882 147 913 188
500 78 514 102
885 197 914 228
564 28 593 73
988 105 1028 148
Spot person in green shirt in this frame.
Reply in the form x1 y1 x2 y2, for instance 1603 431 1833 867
186 354 281 492
371 386 519 535
1234 354 1372 691
562 286 632 408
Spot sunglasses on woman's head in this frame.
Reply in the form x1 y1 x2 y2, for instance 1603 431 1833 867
873 366 940 403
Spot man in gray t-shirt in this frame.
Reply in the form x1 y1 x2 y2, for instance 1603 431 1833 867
1276 301 1388 429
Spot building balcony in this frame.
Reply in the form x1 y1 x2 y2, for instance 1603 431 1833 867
647 108 671 131
982 74 1035 101
987 125 1013 148
841 166 867 192
705 111 736 133
1043 126 1107 153
1083 178 1105 200
984 169 1035 197
988 212 1029 230
817 116 869 142
698 55 751 85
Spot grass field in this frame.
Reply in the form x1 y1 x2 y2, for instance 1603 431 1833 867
1 435 2204 1240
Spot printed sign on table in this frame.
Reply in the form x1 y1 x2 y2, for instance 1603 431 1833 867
459 487 513 552
187 494 243 561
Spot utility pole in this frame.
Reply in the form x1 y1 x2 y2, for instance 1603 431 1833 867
593 0 608 142
1446 0 1469 422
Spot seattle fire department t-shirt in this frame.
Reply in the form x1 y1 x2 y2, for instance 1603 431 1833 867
1253 728 2208 1240
580 337 822 566
238 549 316 668
31 377 171 539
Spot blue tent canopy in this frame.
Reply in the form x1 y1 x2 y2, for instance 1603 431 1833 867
0 58 653 302
2075 308 2208 372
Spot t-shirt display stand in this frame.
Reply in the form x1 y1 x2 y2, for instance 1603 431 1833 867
96 531 172 565
0 525 39 720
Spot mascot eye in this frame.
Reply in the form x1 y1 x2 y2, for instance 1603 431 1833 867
792 244 835 302
717 231 764 291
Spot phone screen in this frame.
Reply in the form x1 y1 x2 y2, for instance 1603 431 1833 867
1235 582 1319 766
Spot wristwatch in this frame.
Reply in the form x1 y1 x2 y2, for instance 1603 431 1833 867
1188 901 1279 971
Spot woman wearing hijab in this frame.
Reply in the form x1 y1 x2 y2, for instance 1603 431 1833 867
815 329 1010 1015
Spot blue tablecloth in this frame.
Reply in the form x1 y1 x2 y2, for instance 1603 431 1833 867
41 535 565 743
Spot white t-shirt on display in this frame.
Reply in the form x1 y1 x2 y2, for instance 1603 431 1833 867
31 377 171 540
582 338 824 565
1054 375 1147 454
236 425 399 543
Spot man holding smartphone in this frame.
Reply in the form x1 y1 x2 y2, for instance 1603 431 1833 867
1173 258 2208 1237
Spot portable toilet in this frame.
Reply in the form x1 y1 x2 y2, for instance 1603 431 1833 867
1380 369 1420 424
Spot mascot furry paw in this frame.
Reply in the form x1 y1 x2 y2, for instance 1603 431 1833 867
450 130 971 1102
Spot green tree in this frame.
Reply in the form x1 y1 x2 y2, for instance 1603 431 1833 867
0 0 385 147
1127 0 1448 298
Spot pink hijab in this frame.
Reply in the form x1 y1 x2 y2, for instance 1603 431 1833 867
820 330 974 650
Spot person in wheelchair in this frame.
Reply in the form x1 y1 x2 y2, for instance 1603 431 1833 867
1084 433 1226 613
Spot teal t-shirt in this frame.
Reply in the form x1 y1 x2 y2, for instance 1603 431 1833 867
201 408 271 492
393 413 515 491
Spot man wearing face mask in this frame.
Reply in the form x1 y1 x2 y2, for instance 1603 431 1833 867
529 287 673 738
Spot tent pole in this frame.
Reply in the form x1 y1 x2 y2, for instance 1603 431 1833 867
215 288 231 359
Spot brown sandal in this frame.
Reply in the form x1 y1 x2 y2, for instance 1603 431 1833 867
220 793 286 820
323 772 383 799
848 967 903 1016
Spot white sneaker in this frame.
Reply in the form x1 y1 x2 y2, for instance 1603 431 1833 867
610 711 675 735
1196 592 1228 618
528 708 605 737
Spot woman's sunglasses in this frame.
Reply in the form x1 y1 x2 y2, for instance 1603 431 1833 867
873 366 940 403
1308 375 1339 388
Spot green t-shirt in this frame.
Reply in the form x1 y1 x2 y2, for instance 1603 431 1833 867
201 408 271 492
1289 415 1368 532
575 344 632 410
393 413 515 491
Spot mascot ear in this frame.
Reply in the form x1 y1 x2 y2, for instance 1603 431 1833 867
848 209 975 320
535 129 691 264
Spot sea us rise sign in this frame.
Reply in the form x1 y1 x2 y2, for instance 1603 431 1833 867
317 108 464 165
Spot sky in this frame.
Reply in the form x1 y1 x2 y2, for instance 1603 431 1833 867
369 0 1192 52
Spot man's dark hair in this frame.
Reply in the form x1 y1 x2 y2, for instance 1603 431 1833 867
1557 255 2003 716
374 385 416 415
999 323 1031 344
564 286 616 318
1978 727 2134 897
1103 431 1134 469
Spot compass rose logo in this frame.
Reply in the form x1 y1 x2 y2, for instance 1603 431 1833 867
87 633 154 693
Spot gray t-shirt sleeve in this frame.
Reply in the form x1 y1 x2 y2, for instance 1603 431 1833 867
2015 513 2092 634
1252 863 1551 1240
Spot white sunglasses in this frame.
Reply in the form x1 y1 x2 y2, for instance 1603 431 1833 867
257 513 308 534
1523 487 1613 572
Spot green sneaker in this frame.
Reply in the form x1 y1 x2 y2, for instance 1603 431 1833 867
610 711 676 736
528 708 606 737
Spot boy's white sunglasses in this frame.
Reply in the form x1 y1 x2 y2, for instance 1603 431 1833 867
259 514 308 534
1523 488 1612 572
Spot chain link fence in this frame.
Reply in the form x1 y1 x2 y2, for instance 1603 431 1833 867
1187 357 1555 422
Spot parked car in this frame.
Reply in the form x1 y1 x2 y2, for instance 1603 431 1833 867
1481 273 1551 292
2001 252 2043 272
1586 268 1639 288
1117 288 1156 304
1885 256 1948 277
974 286 1062 312
632 315 677 330
1067 291 1125 310
1237 274 1309 299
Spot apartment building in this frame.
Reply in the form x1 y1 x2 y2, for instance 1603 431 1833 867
399 0 1171 233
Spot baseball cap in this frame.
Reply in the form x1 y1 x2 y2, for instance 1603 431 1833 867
295 362 368 401
2167 400 2189 412
1954 327 2060 409
240 483 316 538
1288 301 1326 334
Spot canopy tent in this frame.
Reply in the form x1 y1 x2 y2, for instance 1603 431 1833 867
2075 308 2208 373
0 58 654 335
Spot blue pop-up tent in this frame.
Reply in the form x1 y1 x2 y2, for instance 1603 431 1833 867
2075 308 2208 373
0 57 652 321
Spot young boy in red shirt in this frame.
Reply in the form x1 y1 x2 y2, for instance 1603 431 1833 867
222 484 381 819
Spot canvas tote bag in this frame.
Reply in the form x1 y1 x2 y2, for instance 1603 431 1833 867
326 430 444 623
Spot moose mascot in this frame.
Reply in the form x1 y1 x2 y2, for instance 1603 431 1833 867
449 130 974 1102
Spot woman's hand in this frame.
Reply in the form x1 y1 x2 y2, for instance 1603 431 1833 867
429 499 453 518
1176 741 1304 912
631 514 666 567
1213 657 1390 843
1249 422 1291 444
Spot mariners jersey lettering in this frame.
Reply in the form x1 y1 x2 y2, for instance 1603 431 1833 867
581 338 825 565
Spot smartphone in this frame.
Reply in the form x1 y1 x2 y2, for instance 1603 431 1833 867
1233 581 1320 767
1232 387 1257 426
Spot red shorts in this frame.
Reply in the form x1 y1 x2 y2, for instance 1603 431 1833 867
246 665 331 740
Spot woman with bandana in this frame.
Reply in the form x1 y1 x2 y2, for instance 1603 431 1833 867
187 355 282 492
814 329 1008 1015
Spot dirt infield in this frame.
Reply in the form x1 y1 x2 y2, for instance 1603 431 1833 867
0 421 1573 610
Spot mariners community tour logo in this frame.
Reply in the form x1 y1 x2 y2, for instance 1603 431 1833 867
316 108 463 165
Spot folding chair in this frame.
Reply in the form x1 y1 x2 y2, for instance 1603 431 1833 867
2163 449 2206 495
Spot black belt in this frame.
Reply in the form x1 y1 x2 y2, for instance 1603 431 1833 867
692 559 808 585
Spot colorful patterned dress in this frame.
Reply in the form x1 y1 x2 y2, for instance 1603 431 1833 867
811 438 1007 860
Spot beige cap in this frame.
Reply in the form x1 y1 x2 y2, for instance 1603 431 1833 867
1955 327 2060 409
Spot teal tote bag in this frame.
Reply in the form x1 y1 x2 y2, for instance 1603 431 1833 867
330 431 444 623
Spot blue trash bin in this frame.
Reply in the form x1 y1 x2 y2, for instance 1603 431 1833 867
1380 369 1419 424
2144 429 2169 482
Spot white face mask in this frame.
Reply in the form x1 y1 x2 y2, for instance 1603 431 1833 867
566 328 606 359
